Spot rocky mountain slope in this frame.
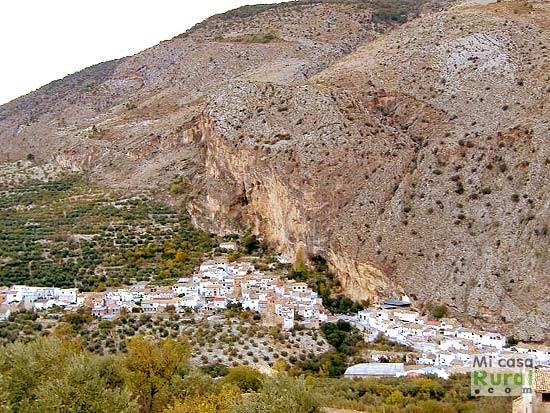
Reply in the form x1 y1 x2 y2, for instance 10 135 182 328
0 0 548 340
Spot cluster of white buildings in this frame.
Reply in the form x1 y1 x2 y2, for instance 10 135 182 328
170 261 328 329
0 261 327 331
353 303 550 372
0 285 80 319
2 266 547 370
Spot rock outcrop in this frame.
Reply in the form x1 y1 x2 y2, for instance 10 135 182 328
0 0 548 340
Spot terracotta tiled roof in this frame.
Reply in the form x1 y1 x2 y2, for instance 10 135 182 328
534 369 550 392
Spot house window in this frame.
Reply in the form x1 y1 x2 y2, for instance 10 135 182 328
542 393 550 402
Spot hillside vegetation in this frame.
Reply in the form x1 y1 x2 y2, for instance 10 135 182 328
0 336 512 413
0 176 215 290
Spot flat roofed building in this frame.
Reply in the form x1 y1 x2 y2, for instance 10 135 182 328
382 299 411 309
344 363 405 378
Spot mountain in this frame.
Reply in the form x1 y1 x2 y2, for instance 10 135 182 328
0 0 548 341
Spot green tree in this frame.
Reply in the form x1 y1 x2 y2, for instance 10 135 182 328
319 352 347 378
430 303 448 319
385 389 406 405
221 366 264 392
62 307 92 333
0 337 137 412
30 353 136 412
121 336 190 413
233 375 321 413
321 320 362 356
242 234 261 254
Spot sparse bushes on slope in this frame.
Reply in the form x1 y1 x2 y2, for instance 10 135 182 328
370 0 437 23
0 176 216 289
215 33 279 44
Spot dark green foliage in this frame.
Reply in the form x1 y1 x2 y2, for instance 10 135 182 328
216 32 279 44
291 321 364 377
428 303 448 319
224 302 260 321
242 234 262 254
202 363 229 378
321 321 363 356
506 336 519 347
370 332 414 353
370 0 431 23
288 268 365 315
319 351 348 377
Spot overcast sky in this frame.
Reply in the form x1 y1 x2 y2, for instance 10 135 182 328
0 0 287 105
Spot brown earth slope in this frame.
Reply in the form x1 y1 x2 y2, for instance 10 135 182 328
0 0 548 340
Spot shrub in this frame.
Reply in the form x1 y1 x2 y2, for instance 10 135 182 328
430 303 448 319
232 375 321 413
220 366 264 392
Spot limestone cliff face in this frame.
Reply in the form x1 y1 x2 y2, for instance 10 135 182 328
0 0 548 340
182 1 550 341
189 115 314 250
188 88 406 300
